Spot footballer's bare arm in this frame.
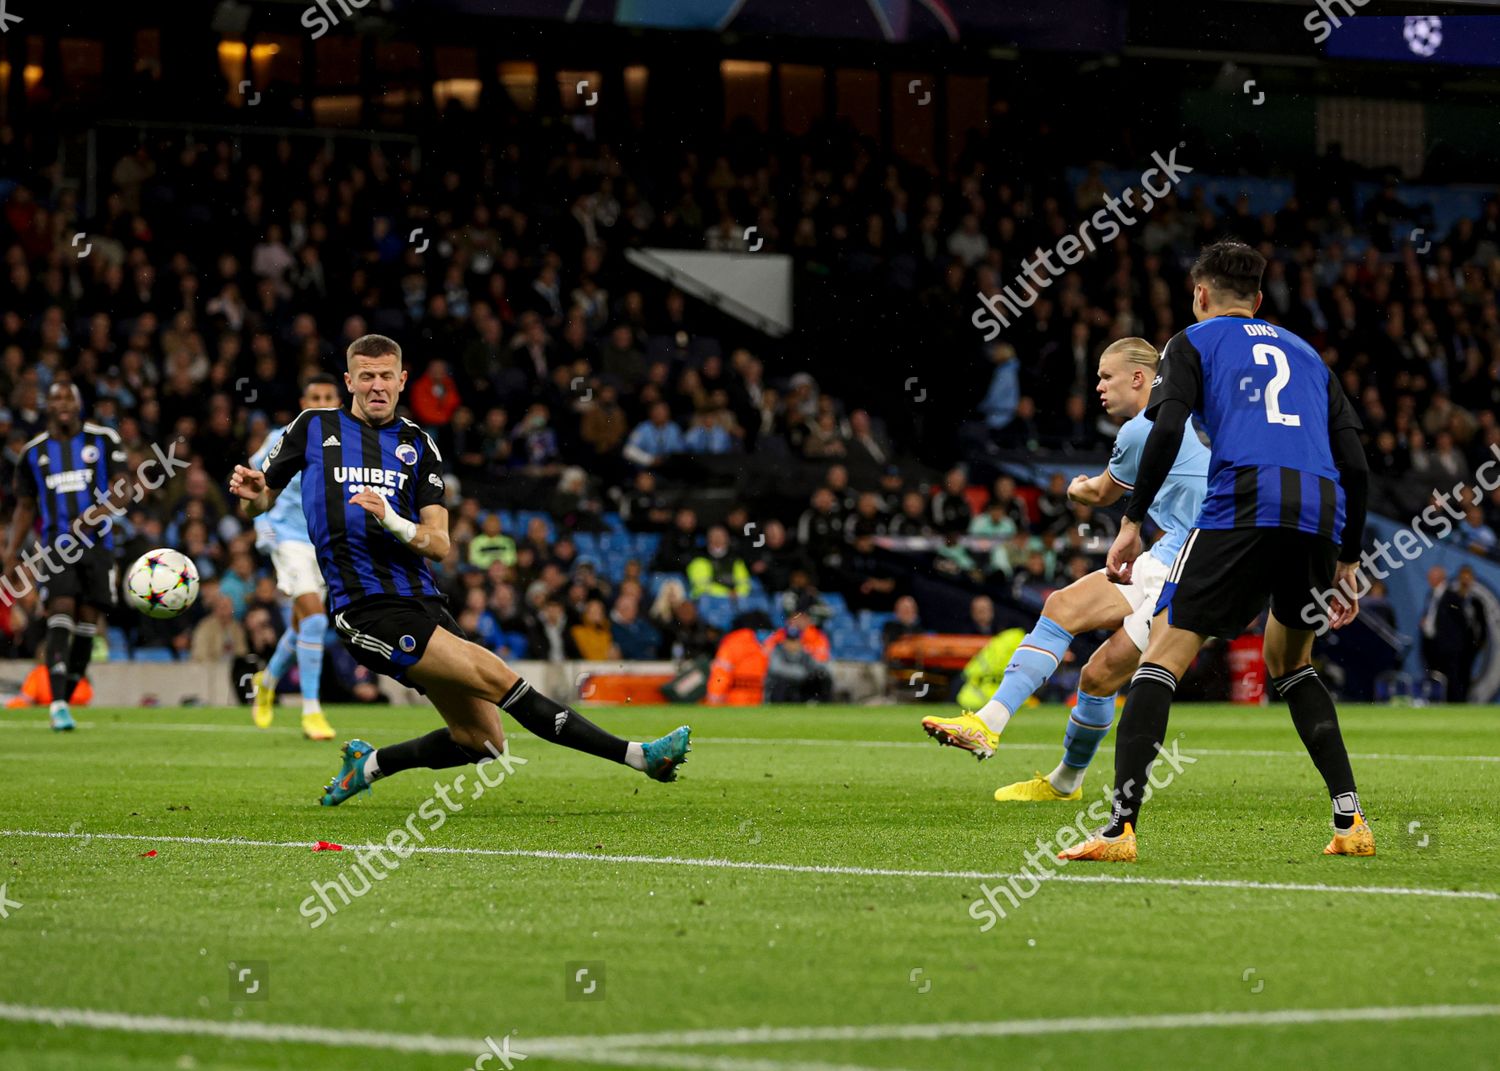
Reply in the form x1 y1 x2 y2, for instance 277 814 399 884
230 465 282 519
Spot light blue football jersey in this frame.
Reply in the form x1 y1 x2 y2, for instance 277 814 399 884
250 423 312 549
1107 408 1210 566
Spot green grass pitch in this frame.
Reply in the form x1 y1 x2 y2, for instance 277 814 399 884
1 702 1497 1070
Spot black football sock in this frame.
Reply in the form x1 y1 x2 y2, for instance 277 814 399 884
45 614 74 705
65 621 98 696
372 729 489 778
501 679 630 764
1271 666 1361 829
1105 663 1178 836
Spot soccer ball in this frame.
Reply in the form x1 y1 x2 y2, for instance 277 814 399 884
1403 16 1442 58
125 548 201 620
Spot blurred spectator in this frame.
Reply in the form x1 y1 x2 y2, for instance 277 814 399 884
611 591 661 659
967 595 996 636
882 595 923 647
778 567 831 626
1365 579 1397 630
1423 565 1488 702
410 358 461 428
469 514 517 569
749 519 813 593
219 551 256 616
624 401 685 468
511 404 561 473
618 470 672 532
797 488 845 567
684 410 736 455
570 598 617 660
687 525 752 598
969 495 1020 540
1034 473 1072 536
831 522 900 611
890 491 935 537
706 622 769 706
580 385 629 460
661 598 717 661
989 477 1029 532
845 410 891 467
529 600 574 662
1456 504 1497 557
764 614 833 701
191 593 247 662
931 468 973 532
934 530 984 584
652 508 700 572
976 343 1020 438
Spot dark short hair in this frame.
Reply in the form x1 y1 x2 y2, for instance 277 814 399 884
1190 240 1265 302
346 333 402 366
303 373 340 395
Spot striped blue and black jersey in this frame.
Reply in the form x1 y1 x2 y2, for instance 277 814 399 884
259 407 446 612
1146 317 1361 545
13 422 128 551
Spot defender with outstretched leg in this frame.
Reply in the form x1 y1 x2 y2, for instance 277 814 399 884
229 334 689 804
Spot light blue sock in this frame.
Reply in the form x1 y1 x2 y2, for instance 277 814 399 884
1048 689 1115 794
1062 690 1115 769
266 626 297 686
297 614 327 711
991 617 1073 715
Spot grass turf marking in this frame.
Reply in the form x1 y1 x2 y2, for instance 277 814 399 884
3 829 1495 901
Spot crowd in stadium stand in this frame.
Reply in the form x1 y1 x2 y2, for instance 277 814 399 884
0 112 1496 689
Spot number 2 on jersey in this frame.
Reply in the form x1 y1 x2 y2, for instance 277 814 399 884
1251 344 1300 427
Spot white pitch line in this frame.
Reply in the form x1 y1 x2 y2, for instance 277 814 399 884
4 721 1498 763
3 829 1495 902
1 1001 1496 1061
526 1003 1500 1049
0 1002 479 1056
0 1003 900 1071
702 737 1500 763
550 1050 915 1071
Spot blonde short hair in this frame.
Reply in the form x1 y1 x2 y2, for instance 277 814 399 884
1101 337 1160 370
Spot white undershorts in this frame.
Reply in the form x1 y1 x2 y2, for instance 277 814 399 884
1096 550 1172 652
272 542 326 600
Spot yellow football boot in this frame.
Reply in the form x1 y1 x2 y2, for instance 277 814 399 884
921 712 1000 760
994 772 1083 802
1323 814 1375 857
301 710 336 742
1058 822 1138 862
250 672 275 729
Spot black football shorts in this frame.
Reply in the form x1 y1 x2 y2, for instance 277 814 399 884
1153 527 1339 639
42 546 118 610
332 595 467 690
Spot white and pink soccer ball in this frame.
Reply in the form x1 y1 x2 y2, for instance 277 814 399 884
125 548 201 620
